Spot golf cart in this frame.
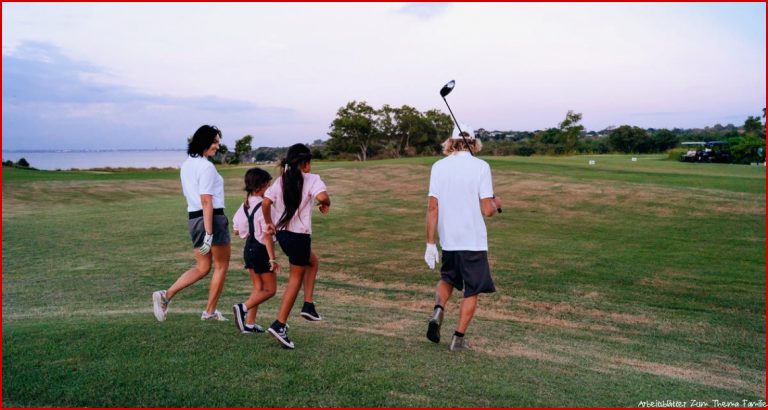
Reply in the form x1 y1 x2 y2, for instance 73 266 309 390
679 141 731 163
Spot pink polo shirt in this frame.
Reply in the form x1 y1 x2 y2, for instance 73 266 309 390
264 173 327 235
231 196 278 245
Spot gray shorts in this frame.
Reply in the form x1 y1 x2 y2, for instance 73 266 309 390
188 214 231 248
440 250 496 297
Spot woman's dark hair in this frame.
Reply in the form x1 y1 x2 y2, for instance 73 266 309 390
187 125 221 157
243 167 272 210
276 143 312 230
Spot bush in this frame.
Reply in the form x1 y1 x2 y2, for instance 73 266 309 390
16 158 30 168
513 145 536 156
311 148 326 160
729 136 766 164
578 138 611 154
666 148 688 161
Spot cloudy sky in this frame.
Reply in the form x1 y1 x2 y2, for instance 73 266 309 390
2 2 765 150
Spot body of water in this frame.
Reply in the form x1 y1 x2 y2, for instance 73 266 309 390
2 150 189 171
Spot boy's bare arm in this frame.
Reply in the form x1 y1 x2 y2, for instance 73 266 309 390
426 196 438 244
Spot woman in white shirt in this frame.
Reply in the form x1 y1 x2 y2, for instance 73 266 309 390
153 125 231 322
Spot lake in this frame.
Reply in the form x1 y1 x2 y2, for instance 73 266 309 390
1 150 189 171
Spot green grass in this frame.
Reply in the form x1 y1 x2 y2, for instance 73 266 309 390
2 155 765 407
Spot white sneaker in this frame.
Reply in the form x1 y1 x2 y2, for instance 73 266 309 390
152 290 169 322
243 324 265 333
201 310 228 321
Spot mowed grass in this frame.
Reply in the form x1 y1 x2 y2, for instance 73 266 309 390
2 155 765 407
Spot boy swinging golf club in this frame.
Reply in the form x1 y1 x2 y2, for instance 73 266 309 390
425 80 502 351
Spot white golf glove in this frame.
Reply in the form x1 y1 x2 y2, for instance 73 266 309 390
199 233 213 255
424 243 440 270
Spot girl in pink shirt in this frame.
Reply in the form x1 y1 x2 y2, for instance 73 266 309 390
231 168 280 333
263 144 330 349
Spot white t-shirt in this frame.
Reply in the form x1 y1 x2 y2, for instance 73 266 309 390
180 156 226 212
264 173 327 234
428 151 494 251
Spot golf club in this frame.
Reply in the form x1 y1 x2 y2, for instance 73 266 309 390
439 80 501 213
439 80 471 156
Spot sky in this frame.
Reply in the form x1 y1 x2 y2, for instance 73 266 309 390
2 2 765 150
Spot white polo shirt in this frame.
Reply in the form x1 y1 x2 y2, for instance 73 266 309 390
428 151 494 251
180 156 226 212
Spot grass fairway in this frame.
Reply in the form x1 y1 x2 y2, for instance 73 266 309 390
2 155 765 407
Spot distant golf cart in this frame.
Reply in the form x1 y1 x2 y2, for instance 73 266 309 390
679 141 731 163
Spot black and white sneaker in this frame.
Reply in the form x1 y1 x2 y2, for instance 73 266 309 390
427 306 444 343
243 324 265 333
448 334 470 352
300 302 322 321
268 320 295 349
233 303 247 333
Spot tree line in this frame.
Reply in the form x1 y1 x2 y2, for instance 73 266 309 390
2 158 33 169
324 101 453 161
217 103 765 165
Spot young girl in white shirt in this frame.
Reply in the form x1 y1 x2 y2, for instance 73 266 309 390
231 168 280 333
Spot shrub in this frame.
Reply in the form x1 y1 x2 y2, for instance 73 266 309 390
729 136 766 164
666 148 688 161
513 145 536 156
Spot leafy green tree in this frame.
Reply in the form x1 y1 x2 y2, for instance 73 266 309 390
395 105 422 155
375 104 401 157
327 101 452 160
743 115 765 136
420 109 453 154
212 143 229 164
532 128 561 154
558 110 584 154
578 138 610 154
328 101 376 161
651 129 679 152
608 126 651 153
729 112 766 163
530 111 583 155
234 135 254 164
730 136 766 164
16 158 30 168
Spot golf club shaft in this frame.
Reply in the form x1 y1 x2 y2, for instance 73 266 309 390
441 97 462 135
442 92 500 213
442 97 473 157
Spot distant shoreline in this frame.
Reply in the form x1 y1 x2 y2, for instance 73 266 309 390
1 149 190 170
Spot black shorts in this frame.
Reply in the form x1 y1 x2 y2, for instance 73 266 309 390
188 214 231 248
244 239 271 274
276 231 311 266
440 250 496 297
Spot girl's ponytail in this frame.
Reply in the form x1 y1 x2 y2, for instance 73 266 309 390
276 144 312 230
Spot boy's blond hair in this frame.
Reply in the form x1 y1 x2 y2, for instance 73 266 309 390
441 136 483 156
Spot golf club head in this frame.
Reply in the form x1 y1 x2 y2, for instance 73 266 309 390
440 80 455 98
